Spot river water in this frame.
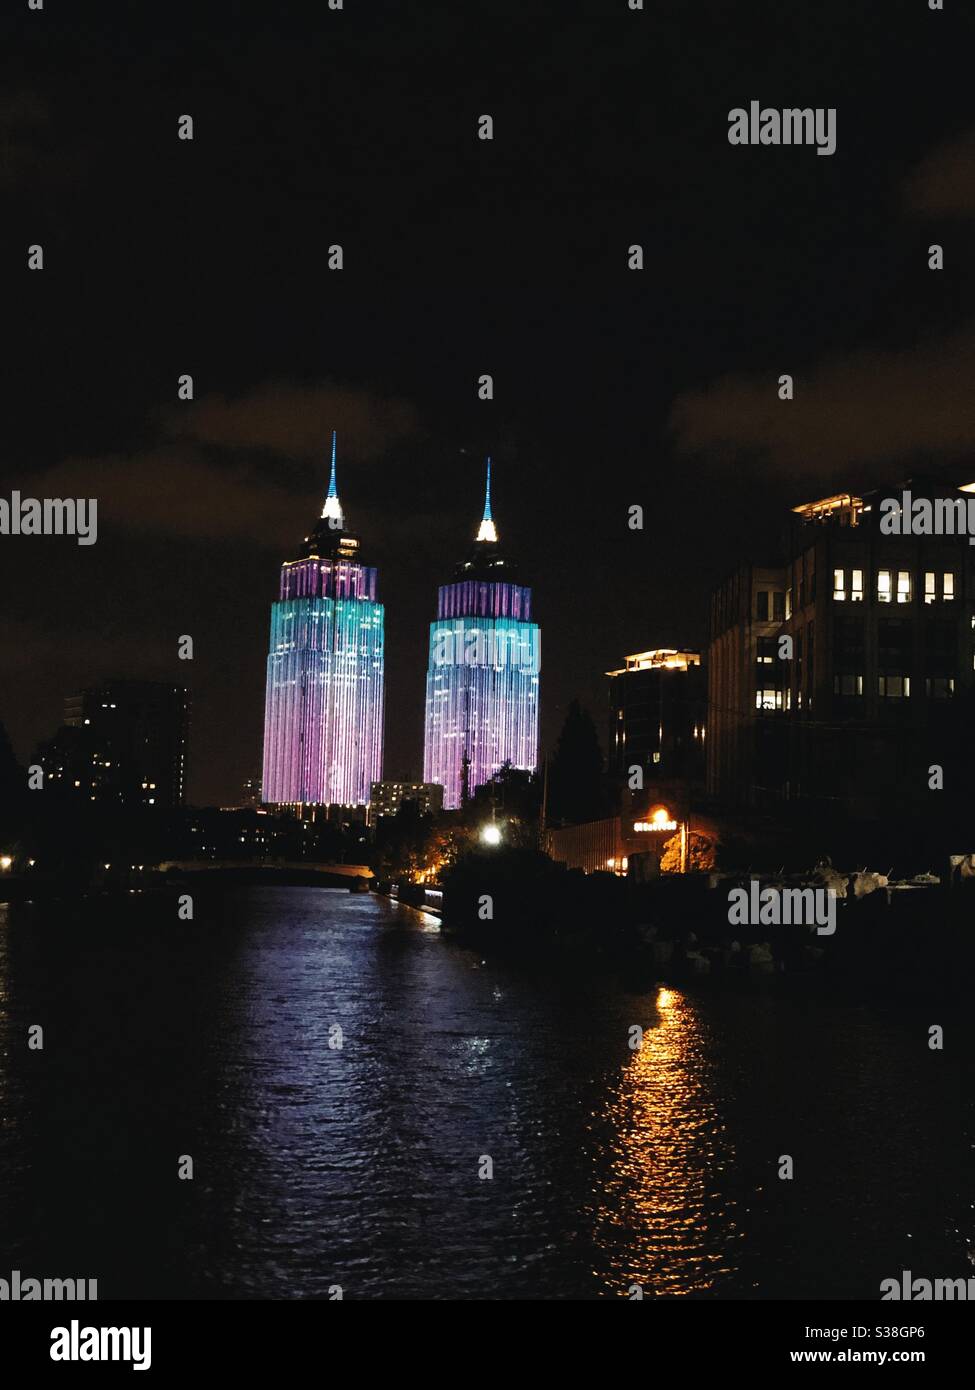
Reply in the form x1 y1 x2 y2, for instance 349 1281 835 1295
0 887 972 1300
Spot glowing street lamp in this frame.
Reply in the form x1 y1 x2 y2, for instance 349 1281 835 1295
480 823 502 846
0 855 13 871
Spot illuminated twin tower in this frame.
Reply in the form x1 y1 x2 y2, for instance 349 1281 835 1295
261 440 539 811
422 459 540 807
261 433 385 806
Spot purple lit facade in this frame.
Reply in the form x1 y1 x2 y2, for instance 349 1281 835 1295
423 461 540 808
262 438 385 807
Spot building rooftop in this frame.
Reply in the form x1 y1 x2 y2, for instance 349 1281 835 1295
795 476 975 525
606 649 702 677
792 492 864 524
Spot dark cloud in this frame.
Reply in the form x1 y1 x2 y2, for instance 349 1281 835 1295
669 324 975 478
904 127 975 218
33 447 308 548
163 382 420 462
23 381 424 546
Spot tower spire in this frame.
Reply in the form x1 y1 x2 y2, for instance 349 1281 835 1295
328 430 338 498
476 456 498 543
321 430 344 528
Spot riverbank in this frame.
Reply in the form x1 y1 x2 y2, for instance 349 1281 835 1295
436 852 975 986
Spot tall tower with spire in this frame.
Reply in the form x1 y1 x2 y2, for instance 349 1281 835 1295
261 433 384 807
422 458 540 809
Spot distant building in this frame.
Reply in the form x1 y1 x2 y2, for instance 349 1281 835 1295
38 678 190 807
547 788 710 876
176 806 369 863
707 479 975 818
368 780 444 825
261 432 385 808
423 459 540 808
707 564 789 808
241 774 262 808
182 807 279 860
606 648 706 785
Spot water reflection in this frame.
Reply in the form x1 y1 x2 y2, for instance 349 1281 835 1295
0 891 970 1298
592 987 740 1296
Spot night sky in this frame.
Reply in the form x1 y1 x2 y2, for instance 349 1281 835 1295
3 0 974 803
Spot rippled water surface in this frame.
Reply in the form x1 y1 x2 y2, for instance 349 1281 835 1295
1 888 972 1299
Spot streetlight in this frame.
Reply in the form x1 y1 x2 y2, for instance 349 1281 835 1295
480 824 502 846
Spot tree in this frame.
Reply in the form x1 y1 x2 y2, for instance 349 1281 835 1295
546 700 606 827
373 797 434 878
660 831 716 873
470 763 540 820
467 764 542 848
0 719 25 840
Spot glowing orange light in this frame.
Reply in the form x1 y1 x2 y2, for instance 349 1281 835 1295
634 806 678 833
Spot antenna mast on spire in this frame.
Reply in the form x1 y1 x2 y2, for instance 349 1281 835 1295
476 456 498 543
321 430 344 528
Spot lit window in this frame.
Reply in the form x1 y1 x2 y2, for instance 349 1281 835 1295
833 674 864 696
877 570 892 603
897 571 911 604
924 572 936 605
850 569 863 602
924 677 955 698
878 675 911 698
785 588 792 620
833 568 845 601
755 688 783 711
943 572 955 601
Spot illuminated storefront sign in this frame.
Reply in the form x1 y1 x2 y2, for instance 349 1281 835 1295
633 806 678 833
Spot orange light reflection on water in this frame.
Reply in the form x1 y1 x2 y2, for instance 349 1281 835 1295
591 986 741 1297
